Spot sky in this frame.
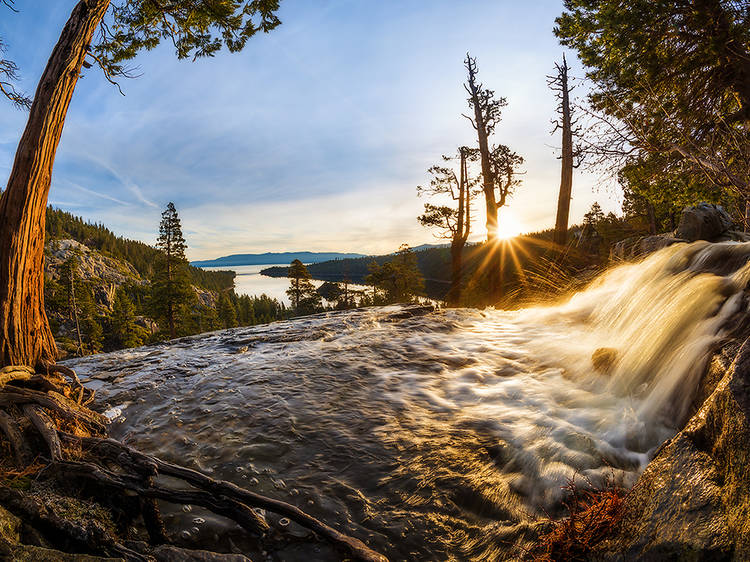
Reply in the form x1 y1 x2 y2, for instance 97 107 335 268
0 1 622 260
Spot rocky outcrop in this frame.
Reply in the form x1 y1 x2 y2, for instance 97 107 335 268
593 336 750 560
610 235 687 261
676 203 735 242
46 239 143 286
45 239 146 310
610 203 750 261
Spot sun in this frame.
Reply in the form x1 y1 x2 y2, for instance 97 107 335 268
497 210 524 240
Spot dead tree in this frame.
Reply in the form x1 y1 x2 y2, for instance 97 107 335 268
417 147 478 305
548 54 583 246
463 54 523 303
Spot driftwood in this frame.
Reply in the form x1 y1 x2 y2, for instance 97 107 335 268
0 364 389 562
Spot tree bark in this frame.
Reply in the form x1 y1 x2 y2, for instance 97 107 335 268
466 64 501 302
447 148 470 307
553 56 573 246
0 0 111 368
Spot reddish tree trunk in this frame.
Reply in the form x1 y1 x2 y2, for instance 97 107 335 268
0 0 110 368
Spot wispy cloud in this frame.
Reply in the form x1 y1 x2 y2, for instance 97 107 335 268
0 0 620 259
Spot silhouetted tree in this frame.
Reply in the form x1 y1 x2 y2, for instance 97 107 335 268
548 54 583 245
0 0 281 367
418 147 478 305
463 54 524 302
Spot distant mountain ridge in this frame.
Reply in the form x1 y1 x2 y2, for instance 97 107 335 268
192 251 365 267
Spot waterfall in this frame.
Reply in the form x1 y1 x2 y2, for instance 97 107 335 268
66 240 750 560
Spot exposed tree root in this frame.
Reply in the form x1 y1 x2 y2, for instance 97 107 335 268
0 408 31 465
0 484 150 561
0 364 389 562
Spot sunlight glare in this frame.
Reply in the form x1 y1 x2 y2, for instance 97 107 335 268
497 211 524 240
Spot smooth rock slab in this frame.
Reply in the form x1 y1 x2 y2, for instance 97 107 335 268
594 336 750 560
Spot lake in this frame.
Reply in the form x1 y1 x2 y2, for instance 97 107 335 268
202 264 369 305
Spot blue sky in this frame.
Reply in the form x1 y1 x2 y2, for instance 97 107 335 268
0 1 620 260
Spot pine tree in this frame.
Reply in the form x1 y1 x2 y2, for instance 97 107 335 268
365 245 425 304
111 288 141 349
218 293 238 329
151 202 194 339
286 260 322 316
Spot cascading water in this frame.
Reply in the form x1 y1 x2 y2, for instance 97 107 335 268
68 241 750 560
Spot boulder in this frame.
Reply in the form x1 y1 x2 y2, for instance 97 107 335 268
591 347 618 374
610 235 685 261
675 203 734 242
593 336 750 560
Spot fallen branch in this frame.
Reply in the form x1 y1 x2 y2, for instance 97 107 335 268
0 386 106 432
55 460 271 536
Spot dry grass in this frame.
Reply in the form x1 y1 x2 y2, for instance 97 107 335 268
529 474 628 562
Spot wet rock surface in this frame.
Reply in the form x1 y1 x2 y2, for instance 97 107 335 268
593 335 750 561
610 203 750 262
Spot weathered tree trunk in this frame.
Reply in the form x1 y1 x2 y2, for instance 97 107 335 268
466 67 500 302
553 56 573 246
447 242 463 306
0 0 111 368
447 148 471 307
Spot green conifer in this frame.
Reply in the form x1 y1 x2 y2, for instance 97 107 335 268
150 202 195 338
286 260 322 316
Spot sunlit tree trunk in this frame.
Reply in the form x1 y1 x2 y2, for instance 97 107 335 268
0 0 110 367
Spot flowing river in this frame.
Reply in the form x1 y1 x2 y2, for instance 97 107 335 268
67 241 750 560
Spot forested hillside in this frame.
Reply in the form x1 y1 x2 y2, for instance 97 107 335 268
46 207 235 292
43 206 288 357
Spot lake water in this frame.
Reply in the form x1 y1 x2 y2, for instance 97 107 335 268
202 264 369 306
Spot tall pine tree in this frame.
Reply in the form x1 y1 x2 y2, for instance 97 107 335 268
151 202 194 339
